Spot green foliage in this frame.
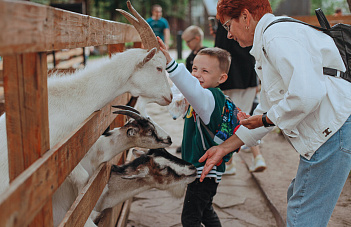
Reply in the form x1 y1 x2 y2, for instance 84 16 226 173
268 0 350 16
269 0 285 12
311 0 350 15
90 0 188 22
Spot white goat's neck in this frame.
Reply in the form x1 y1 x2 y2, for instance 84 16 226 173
47 53 135 146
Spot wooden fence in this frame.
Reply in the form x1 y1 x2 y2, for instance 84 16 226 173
0 0 142 226
293 14 351 27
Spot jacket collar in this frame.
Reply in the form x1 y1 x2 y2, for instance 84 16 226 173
250 13 278 62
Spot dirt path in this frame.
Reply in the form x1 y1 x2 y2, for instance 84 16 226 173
126 101 351 227
126 103 276 227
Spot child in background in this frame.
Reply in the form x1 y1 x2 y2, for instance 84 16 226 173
181 25 206 72
158 36 236 226
174 25 206 154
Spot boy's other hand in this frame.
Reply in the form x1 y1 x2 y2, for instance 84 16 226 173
157 36 172 64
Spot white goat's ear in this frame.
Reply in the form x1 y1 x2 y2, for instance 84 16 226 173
122 168 148 179
132 149 145 158
138 47 157 67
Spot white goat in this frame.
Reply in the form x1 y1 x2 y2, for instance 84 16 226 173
92 148 197 225
0 1 172 225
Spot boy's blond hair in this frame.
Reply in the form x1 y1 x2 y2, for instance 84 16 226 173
197 47 231 74
182 25 204 41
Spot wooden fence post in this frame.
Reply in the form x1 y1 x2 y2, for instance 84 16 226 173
3 52 53 226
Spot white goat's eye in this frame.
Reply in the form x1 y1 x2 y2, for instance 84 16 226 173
157 67 163 72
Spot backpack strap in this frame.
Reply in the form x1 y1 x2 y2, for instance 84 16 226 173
263 17 327 34
263 10 344 79
197 114 209 150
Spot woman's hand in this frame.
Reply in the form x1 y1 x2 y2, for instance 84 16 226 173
157 36 172 64
238 111 263 129
199 134 244 182
198 146 226 182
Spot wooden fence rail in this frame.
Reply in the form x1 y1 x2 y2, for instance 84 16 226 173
0 0 141 226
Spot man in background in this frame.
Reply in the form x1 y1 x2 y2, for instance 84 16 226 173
147 4 170 49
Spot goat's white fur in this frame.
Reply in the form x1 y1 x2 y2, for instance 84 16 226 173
0 48 172 226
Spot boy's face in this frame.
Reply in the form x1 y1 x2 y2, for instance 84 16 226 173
191 55 227 89
182 34 200 51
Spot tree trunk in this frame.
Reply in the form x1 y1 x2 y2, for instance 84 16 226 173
348 0 351 12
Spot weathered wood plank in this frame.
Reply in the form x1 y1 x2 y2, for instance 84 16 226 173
30 201 54 227
4 53 50 180
0 94 129 227
293 15 351 27
4 52 53 226
48 68 78 76
115 149 135 227
0 0 141 56
47 48 84 63
0 71 3 86
108 44 125 58
55 55 84 69
116 199 132 227
59 162 112 227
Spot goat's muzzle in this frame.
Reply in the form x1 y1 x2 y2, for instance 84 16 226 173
163 95 172 105
163 136 172 145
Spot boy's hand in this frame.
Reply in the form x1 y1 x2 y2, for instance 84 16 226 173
157 36 172 64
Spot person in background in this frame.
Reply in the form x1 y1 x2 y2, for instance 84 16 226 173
182 25 206 72
200 0 351 226
174 25 207 154
210 19 266 174
147 4 170 49
334 8 343 16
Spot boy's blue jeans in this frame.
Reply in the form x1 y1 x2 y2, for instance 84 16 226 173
181 178 222 227
287 115 351 227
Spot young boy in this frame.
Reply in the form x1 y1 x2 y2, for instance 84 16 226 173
181 25 206 72
158 37 232 226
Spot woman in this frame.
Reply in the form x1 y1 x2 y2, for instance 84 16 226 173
199 0 351 226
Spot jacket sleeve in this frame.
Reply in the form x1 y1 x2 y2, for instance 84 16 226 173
263 37 328 137
166 59 215 124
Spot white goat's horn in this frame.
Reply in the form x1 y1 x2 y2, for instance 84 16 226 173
112 105 140 114
116 1 160 50
113 110 143 121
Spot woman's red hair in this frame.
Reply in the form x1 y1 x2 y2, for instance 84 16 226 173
217 0 272 23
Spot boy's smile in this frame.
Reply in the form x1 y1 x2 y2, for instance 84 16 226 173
191 55 227 88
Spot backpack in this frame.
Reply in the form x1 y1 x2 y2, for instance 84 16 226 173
198 95 241 163
264 8 351 83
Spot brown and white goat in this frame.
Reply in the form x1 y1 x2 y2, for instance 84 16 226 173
93 148 196 223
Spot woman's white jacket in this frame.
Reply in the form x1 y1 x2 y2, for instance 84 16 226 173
235 13 351 160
